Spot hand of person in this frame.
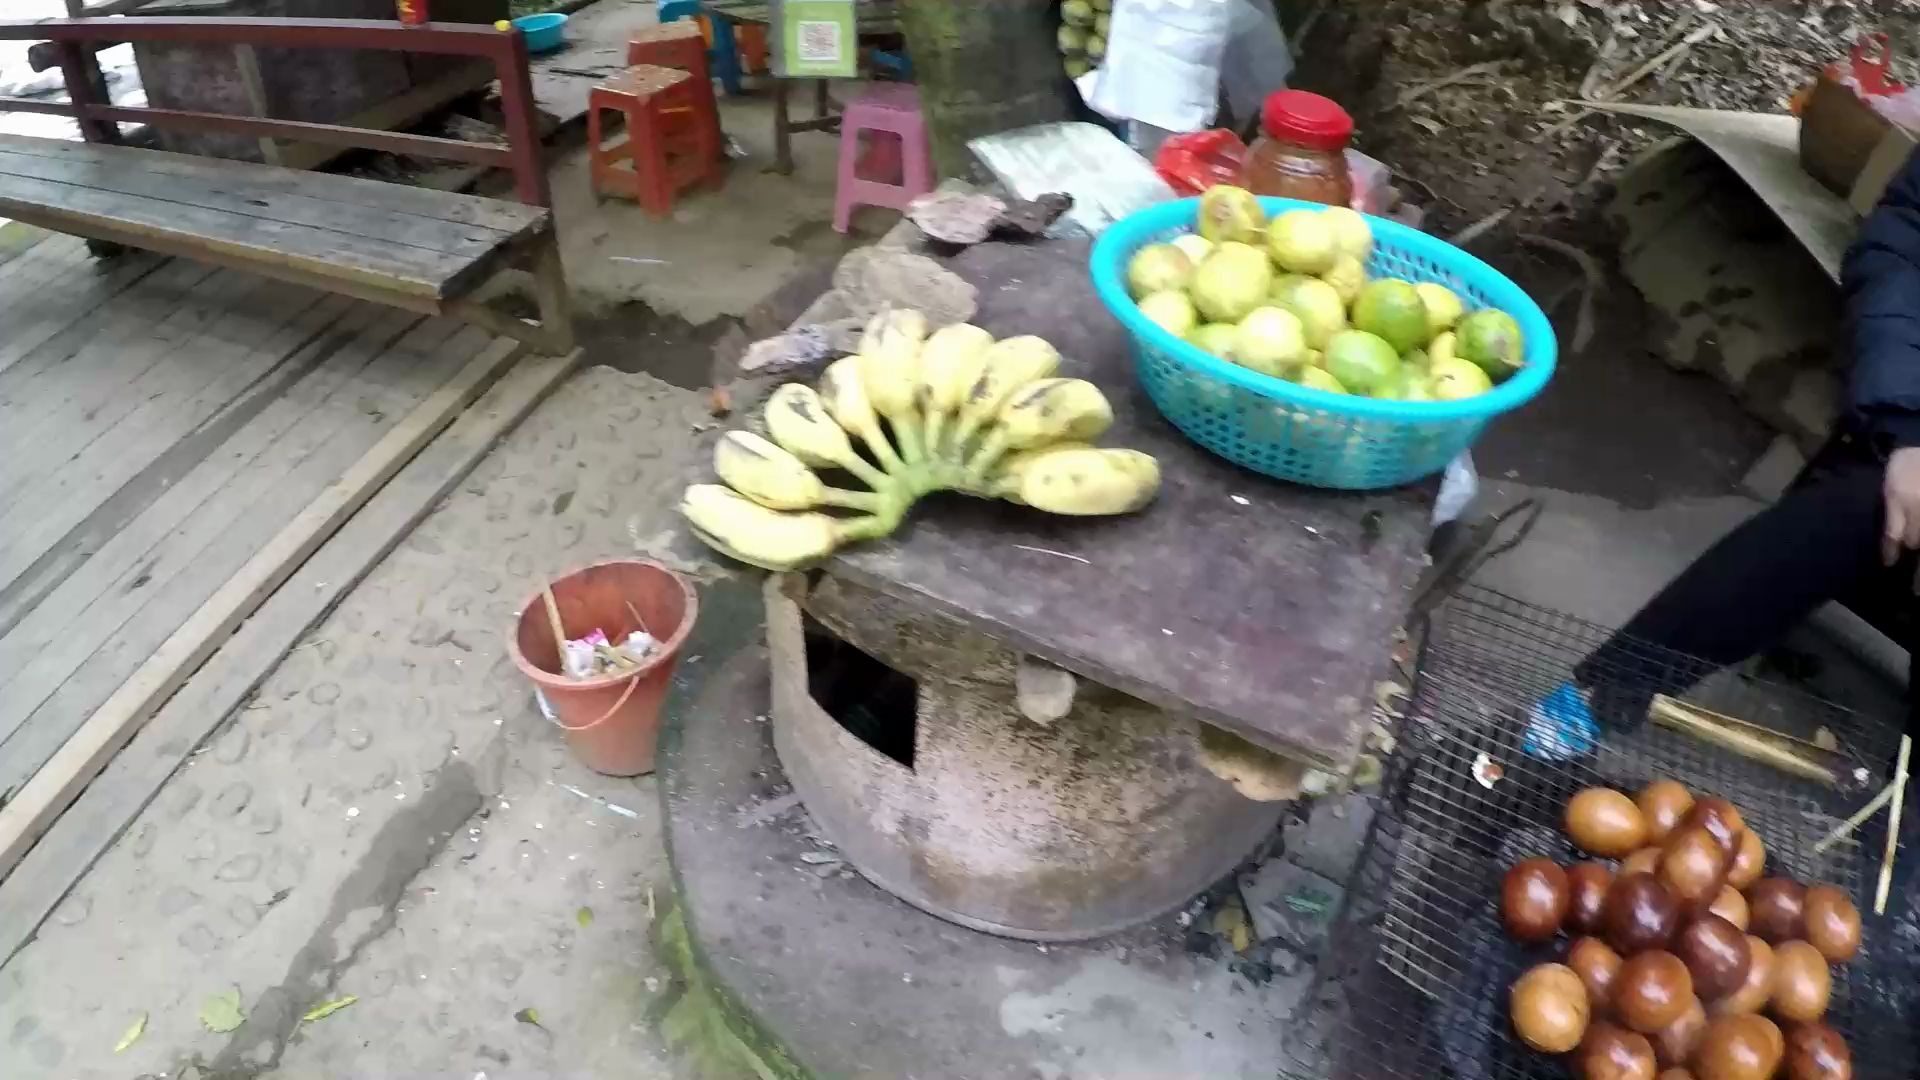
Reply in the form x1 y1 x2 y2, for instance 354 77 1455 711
1884 447 1920 566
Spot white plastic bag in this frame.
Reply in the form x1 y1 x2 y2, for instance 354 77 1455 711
1432 452 1480 527
1078 0 1236 133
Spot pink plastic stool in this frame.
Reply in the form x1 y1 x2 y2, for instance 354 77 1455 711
832 83 934 233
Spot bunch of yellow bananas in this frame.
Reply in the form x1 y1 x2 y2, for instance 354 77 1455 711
681 309 1163 571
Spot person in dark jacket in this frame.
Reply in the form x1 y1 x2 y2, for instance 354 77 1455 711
1514 149 1920 1075
1527 145 1920 762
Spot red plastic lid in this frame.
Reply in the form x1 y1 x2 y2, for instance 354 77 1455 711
1260 90 1354 151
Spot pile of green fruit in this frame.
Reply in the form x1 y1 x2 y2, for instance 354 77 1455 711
682 310 1161 572
1058 0 1110 78
1125 184 1527 401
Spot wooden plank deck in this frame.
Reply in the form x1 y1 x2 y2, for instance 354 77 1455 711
0 233 531 804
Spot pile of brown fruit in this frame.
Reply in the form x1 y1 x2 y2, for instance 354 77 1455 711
1501 781 1860 1080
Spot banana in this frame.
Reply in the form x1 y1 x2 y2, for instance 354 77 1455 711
763 383 894 493
819 356 908 478
714 431 885 513
915 323 995 459
857 309 930 466
680 485 896 572
949 335 1061 457
993 447 1160 515
964 378 1114 481
974 440 1093 503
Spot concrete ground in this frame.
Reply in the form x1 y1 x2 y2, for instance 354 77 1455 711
0 17 1907 1078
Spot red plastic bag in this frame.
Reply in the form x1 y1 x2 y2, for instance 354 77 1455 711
1154 129 1247 196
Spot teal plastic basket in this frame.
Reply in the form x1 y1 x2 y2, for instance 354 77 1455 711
1089 196 1557 490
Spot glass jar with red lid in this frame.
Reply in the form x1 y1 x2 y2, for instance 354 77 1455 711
1241 89 1354 207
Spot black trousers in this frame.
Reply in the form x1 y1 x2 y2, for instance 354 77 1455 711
1573 431 1918 735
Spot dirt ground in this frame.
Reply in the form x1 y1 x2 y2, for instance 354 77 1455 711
1294 0 1920 236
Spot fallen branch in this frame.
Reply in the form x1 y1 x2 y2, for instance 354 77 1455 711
1397 60 1511 109
1598 21 1718 101
1448 208 1511 248
1517 233 1602 354
1577 33 1620 100
1542 21 1719 140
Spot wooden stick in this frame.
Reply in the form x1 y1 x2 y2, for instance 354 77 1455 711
1813 781 1896 854
0 337 525 877
1877 735 1909 914
1653 693 1843 756
1647 695 1840 787
1396 60 1510 108
541 582 568 655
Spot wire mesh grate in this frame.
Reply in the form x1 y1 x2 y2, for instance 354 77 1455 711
1281 585 1911 1080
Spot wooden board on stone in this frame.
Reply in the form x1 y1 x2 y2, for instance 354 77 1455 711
823 238 1433 770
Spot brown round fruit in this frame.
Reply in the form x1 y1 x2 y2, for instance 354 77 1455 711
1571 788 1652 858
1606 873 1682 955
1709 937 1773 1017
1503 858 1571 943
1569 862 1617 935
1623 848 1664 877
1673 915 1752 1001
1783 1021 1852 1080
1769 941 1831 1023
1678 798 1746 859
1726 830 1766 890
1579 1021 1658 1080
1659 1071 1696 1080
1637 780 1695 845
1801 885 1861 964
1707 886 1749 932
1659 828 1730 915
1615 951 1694 1033
1570 936 1625 1009
1694 1015 1784 1080
1747 878 1807 944
1512 962 1592 1053
1651 996 1707 1069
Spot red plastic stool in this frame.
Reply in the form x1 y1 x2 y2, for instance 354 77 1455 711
627 21 709 79
627 22 723 153
833 83 934 233
589 65 723 218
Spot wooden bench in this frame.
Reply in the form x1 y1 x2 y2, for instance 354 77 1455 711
0 16 573 353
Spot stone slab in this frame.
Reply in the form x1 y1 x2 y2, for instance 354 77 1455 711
660 578 1309 1080
825 238 1433 771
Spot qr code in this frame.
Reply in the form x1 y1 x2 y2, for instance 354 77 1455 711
796 20 843 64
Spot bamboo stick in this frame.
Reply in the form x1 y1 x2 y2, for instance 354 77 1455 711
1813 782 1896 855
1647 695 1840 787
1876 735 1910 915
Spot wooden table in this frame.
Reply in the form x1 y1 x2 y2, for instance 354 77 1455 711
702 0 903 176
824 236 1435 771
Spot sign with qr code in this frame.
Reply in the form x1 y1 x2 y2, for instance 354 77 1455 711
778 0 857 78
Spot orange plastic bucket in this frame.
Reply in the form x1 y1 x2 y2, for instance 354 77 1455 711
508 560 698 776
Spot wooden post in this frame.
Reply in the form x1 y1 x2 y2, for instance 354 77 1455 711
896 0 1075 179
232 44 282 165
54 40 119 145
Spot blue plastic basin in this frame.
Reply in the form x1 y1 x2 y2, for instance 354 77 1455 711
513 12 569 54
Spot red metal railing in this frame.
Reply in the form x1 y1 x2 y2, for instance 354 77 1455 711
0 17 550 206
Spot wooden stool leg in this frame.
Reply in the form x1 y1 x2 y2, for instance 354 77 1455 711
629 103 674 218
